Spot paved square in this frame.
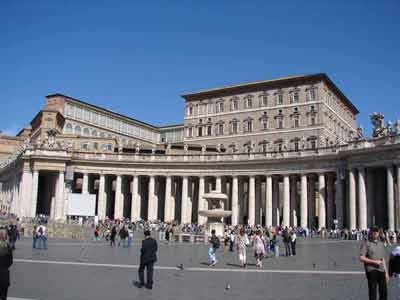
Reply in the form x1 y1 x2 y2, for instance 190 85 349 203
8 236 400 300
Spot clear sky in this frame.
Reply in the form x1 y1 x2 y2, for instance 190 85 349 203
0 1 399 136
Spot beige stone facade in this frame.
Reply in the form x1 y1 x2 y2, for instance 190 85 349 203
0 73 399 232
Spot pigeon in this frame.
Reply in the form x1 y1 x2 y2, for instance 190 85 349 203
225 284 231 290
333 261 337 267
312 263 316 269
177 263 184 270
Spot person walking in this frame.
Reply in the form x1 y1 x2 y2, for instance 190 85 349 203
37 224 47 250
229 230 235 252
290 231 297 256
0 228 13 300
283 229 292 257
138 230 158 289
127 226 133 248
253 230 266 268
236 228 248 267
110 225 117 247
208 229 220 266
7 221 18 250
273 232 281 257
359 226 389 300
32 225 38 249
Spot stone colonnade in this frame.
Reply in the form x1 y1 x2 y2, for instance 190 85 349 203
1 164 400 231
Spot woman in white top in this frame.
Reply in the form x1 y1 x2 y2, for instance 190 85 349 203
253 230 266 268
235 228 248 268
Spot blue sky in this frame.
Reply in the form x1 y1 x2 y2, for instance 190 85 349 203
0 1 399 136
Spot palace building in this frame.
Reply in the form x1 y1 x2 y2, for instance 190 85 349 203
0 73 399 230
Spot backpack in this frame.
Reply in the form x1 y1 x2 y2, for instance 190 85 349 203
38 226 43 235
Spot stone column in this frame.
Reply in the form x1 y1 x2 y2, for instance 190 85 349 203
248 176 255 226
326 174 335 229
231 176 239 226
114 175 123 220
164 176 172 222
282 175 290 227
335 170 344 229
318 173 326 230
181 176 189 224
198 176 206 225
98 174 107 220
349 169 356 230
273 177 280 226
308 176 315 229
147 175 156 221
387 166 395 231
300 174 308 228
358 167 367 230
265 175 273 227
82 173 89 194
130 175 140 221
290 176 298 227
55 170 65 220
216 176 222 192
30 170 39 218
397 166 400 230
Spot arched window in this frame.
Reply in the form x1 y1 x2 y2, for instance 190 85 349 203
75 125 82 135
83 128 90 136
65 123 73 134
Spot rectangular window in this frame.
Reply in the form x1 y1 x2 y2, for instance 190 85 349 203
294 118 299 128
218 124 224 135
247 121 253 132
232 100 238 111
294 92 299 103
219 102 224 113
277 119 283 129
232 122 238 134
277 94 283 105
311 140 316 149
294 142 299 152
260 95 268 107
198 127 203 137
246 99 252 109
262 120 268 130
309 89 316 101
188 127 193 138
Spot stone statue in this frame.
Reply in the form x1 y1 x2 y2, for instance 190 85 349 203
201 144 206 153
395 120 400 135
135 143 141 154
387 120 394 136
151 146 156 155
370 112 388 137
183 144 189 152
356 126 364 140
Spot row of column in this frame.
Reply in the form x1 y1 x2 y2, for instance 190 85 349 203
4 164 399 231
348 165 400 231
76 172 339 229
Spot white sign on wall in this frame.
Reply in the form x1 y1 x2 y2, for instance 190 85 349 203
67 193 96 216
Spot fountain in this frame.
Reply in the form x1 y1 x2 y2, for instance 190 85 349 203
198 190 232 237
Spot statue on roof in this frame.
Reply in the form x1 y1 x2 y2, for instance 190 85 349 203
370 112 388 137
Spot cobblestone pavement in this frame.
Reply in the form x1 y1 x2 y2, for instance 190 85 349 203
8 236 400 300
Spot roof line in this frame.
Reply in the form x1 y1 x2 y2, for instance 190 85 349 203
181 73 359 114
46 93 159 130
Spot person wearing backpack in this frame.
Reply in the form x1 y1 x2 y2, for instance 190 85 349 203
208 229 220 266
